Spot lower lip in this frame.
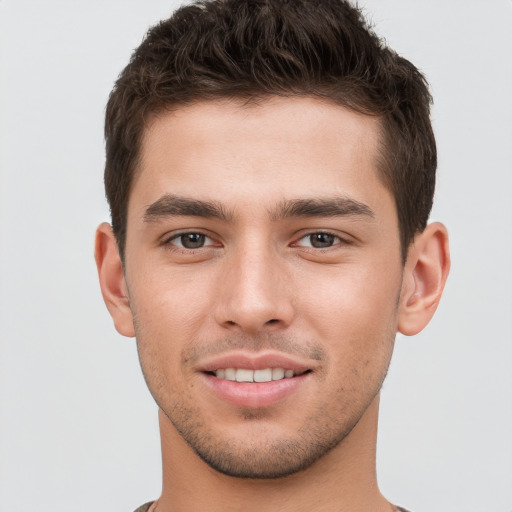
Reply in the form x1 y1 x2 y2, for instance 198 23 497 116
202 372 310 409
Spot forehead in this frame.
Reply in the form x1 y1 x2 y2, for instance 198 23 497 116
132 96 386 214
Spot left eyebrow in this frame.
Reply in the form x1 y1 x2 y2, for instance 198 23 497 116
270 197 375 221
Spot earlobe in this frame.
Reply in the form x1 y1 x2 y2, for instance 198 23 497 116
398 222 450 336
94 223 135 337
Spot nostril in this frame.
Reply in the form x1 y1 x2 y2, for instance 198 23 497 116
223 318 281 330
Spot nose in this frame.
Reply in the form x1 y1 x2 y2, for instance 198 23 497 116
214 243 294 334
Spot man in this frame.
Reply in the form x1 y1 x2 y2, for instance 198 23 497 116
95 0 450 510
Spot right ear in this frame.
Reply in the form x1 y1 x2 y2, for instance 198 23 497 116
94 223 135 337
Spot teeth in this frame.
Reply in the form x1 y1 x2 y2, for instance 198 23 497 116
236 369 253 382
224 368 236 381
214 367 298 382
272 368 285 380
254 368 272 382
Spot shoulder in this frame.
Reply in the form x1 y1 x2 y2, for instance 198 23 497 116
133 502 155 512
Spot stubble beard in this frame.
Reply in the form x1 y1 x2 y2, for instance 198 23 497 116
136 332 394 480
161 395 363 479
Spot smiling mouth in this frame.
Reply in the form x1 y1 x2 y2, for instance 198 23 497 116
209 368 311 383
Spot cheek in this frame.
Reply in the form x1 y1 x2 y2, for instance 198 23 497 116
297 260 401 365
131 286 202 409
130 265 213 336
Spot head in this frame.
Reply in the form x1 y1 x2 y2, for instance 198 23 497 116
96 0 449 481
104 0 436 263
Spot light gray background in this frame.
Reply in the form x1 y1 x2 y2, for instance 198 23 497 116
1 1 511 511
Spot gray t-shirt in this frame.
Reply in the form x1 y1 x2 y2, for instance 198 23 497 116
134 502 412 511
134 503 154 512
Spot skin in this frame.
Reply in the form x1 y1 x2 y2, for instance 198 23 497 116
96 96 450 512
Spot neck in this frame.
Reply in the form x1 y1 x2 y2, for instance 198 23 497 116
154 395 393 512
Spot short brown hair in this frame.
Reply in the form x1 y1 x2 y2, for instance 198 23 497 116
105 0 436 262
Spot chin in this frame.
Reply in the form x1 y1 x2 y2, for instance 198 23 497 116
188 436 344 479
163 401 359 480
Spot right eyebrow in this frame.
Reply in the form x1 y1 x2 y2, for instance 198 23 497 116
143 194 234 223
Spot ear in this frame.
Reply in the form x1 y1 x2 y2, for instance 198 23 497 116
94 223 135 337
398 222 450 336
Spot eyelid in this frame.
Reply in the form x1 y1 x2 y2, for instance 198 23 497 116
162 230 219 248
292 230 351 248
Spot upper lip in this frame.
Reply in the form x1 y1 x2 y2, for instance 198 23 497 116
198 351 315 373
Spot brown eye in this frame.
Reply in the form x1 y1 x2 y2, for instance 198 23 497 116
308 233 337 248
175 233 207 249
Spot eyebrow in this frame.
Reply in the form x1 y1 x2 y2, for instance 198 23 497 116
143 194 233 223
270 197 375 221
143 194 374 223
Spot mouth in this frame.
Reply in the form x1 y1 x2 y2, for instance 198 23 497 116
198 353 315 408
208 367 311 382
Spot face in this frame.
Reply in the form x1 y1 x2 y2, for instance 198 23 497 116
123 97 404 478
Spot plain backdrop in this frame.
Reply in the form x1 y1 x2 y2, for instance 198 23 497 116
1 1 511 511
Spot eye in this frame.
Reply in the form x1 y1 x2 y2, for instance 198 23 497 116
168 232 213 249
297 232 341 249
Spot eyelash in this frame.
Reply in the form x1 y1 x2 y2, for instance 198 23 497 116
293 231 349 250
163 231 217 251
162 230 350 252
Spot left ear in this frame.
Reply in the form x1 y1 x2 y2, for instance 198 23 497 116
398 222 450 336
